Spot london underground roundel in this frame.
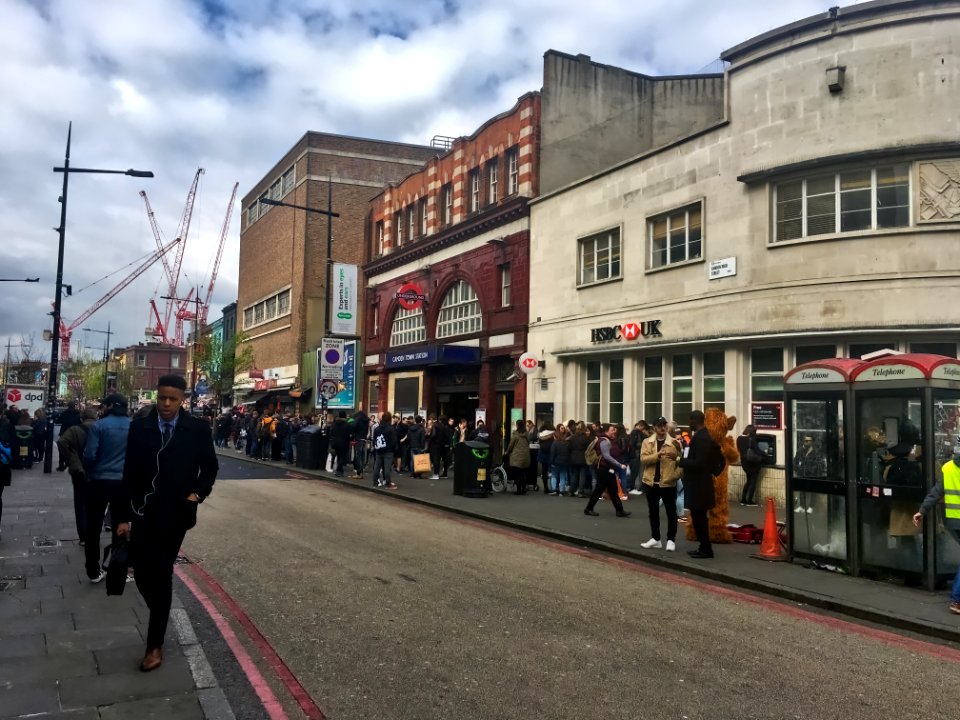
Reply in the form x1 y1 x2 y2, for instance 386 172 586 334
396 283 426 311
519 352 540 375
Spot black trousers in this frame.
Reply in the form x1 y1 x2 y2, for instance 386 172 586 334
84 480 123 578
741 466 761 504
644 484 678 542
690 508 712 554
132 507 192 650
71 474 87 539
335 444 350 473
430 447 449 477
585 468 625 514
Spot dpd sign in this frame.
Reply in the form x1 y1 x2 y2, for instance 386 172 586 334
590 320 662 344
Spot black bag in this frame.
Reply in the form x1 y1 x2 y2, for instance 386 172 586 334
105 538 131 596
744 446 763 464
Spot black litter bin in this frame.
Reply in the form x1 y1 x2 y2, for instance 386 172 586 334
453 440 491 497
296 425 323 469
13 424 33 469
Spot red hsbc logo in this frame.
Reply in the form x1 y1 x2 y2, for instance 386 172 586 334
520 357 538 370
621 322 640 340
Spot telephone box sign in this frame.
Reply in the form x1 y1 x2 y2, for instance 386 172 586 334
590 320 662 344
931 362 960 381
855 364 925 381
396 283 427 311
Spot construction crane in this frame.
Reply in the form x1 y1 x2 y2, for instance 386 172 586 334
140 167 204 344
58 236 180 361
176 181 238 339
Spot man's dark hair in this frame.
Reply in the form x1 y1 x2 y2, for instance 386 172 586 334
689 410 705 429
158 374 187 392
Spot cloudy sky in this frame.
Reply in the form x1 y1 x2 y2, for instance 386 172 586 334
1 0 847 364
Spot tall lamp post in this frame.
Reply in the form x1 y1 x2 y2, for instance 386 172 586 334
82 321 112 396
260 188 339 412
44 122 153 473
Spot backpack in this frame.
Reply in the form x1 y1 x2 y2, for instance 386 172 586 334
584 438 599 466
275 419 289 439
258 418 274 440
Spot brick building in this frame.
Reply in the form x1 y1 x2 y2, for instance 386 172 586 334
235 133 437 409
114 342 187 397
362 93 540 447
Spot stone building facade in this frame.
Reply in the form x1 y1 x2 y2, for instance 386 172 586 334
525 0 960 463
362 93 540 445
236 133 436 408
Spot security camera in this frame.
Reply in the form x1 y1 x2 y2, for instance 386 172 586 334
505 371 519 382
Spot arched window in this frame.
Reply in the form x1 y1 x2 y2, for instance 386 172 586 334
390 305 426 346
436 280 482 339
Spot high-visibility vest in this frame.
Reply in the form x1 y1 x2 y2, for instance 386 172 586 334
942 460 960 528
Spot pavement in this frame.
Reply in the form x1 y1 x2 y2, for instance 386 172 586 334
222 447 960 645
0 462 236 720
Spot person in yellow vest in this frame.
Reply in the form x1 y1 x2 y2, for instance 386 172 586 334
913 454 960 615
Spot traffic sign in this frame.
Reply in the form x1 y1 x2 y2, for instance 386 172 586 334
518 352 540 375
320 337 345 380
319 379 340 401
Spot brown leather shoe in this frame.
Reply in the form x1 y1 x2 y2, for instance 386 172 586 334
140 647 163 672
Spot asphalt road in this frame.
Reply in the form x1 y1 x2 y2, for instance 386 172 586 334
183 456 958 720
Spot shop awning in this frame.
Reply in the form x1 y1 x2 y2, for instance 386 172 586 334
240 390 274 405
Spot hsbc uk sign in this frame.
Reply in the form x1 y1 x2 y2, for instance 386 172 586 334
590 320 662 344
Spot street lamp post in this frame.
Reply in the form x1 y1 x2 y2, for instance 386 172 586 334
259 190 339 413
44 122 153 473
83 321 112 396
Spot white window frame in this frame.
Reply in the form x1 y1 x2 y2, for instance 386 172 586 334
171 354 181 369
243 287 293 331
442 184 453 226
487 160 498 205
408 205 416 241
500 263 511 307
282 166 295 195
436 280 482 339
137 352 147 368
774 164 911 242
390 306 426 347
419 199 428 237
469 169 480 213
395 211 403 247
648 201 703 270
585 361 601 423
375 221 384 256
507 147 519 195
577 227 622 287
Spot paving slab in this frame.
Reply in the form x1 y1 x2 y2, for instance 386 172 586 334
0 651 98 683
46 626 147 654
0 679 61 718
59 661 196 708
2 611 75 636
72 607 140 631
0 633 46 659
97 691 205 720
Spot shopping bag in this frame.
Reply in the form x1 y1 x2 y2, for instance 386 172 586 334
413 452 432 474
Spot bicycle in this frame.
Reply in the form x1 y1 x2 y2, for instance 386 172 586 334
489 462 514 493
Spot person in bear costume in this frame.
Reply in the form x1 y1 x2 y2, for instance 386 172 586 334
686 408 739 544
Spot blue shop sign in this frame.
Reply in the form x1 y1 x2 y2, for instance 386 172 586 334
385 344 479 369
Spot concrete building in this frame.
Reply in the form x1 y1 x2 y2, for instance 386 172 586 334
526 0 960 455
235 133 437 410
362 93 540 446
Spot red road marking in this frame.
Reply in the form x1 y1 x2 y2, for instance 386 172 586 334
181 561 328 720
175 566 289 719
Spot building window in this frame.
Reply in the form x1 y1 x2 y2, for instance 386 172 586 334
649 202 702 269
506 146 519 195
487 159 498 205
586 361 601 423
910 342 956 357
375 221 384 256
703 351 725 413
578 227 621 286
246 204 258 226
468 169 480 213
371 303 380 337
244 288 292 330
609 359 624 425
390 306 425 347
751 348 784 401
849 342 895 358
171 355 181 369
672 354 694 423
394 210 403 247
436 280 482 339
407 205 416 241
137 352 147 368
775 164 910 242
441 184 453 226
795 345 836 366
643 356 663 424
258 191 270 216
500 263 511 307
418 198 428 237
282 166 295 195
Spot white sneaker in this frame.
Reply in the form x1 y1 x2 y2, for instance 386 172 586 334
628 489 643 496
88 570 106 584
640 538 662 549
430 474 440 480
666 540 676 552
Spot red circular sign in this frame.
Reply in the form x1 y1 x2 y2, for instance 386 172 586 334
621 322 640 340
396 283 426 311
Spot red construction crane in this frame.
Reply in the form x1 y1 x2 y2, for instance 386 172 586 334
139 168 204 344
177 181 238 333
59 236 180 361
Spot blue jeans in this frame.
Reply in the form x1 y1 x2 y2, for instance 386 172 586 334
662 478 685 516
570 464 590 494
551 465 570 493
616 464 631 492
373 452 393 486
952 567 960 603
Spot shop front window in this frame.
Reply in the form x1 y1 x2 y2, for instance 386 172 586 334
586 361 601 423
796 345 836 366
643 356 663 424
672 354 693 423
609 359 624 425
751 348 784 402
702 351 725 413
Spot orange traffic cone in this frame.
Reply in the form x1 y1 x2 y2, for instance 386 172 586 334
752 497 787 561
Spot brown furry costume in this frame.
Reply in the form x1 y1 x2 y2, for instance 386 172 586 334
685 408 739 544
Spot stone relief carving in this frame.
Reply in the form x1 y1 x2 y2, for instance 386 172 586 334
918 160 960 223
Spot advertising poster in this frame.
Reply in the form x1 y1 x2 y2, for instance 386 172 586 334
321 341 356 410
331 263 358 336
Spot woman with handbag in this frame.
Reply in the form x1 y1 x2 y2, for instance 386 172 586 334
737 424 763 506
505 419 531 495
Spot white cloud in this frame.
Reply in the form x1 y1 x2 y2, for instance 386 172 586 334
1 0 847 358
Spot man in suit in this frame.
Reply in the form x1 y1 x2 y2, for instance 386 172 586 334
679 410 722 559
115 375 218 672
